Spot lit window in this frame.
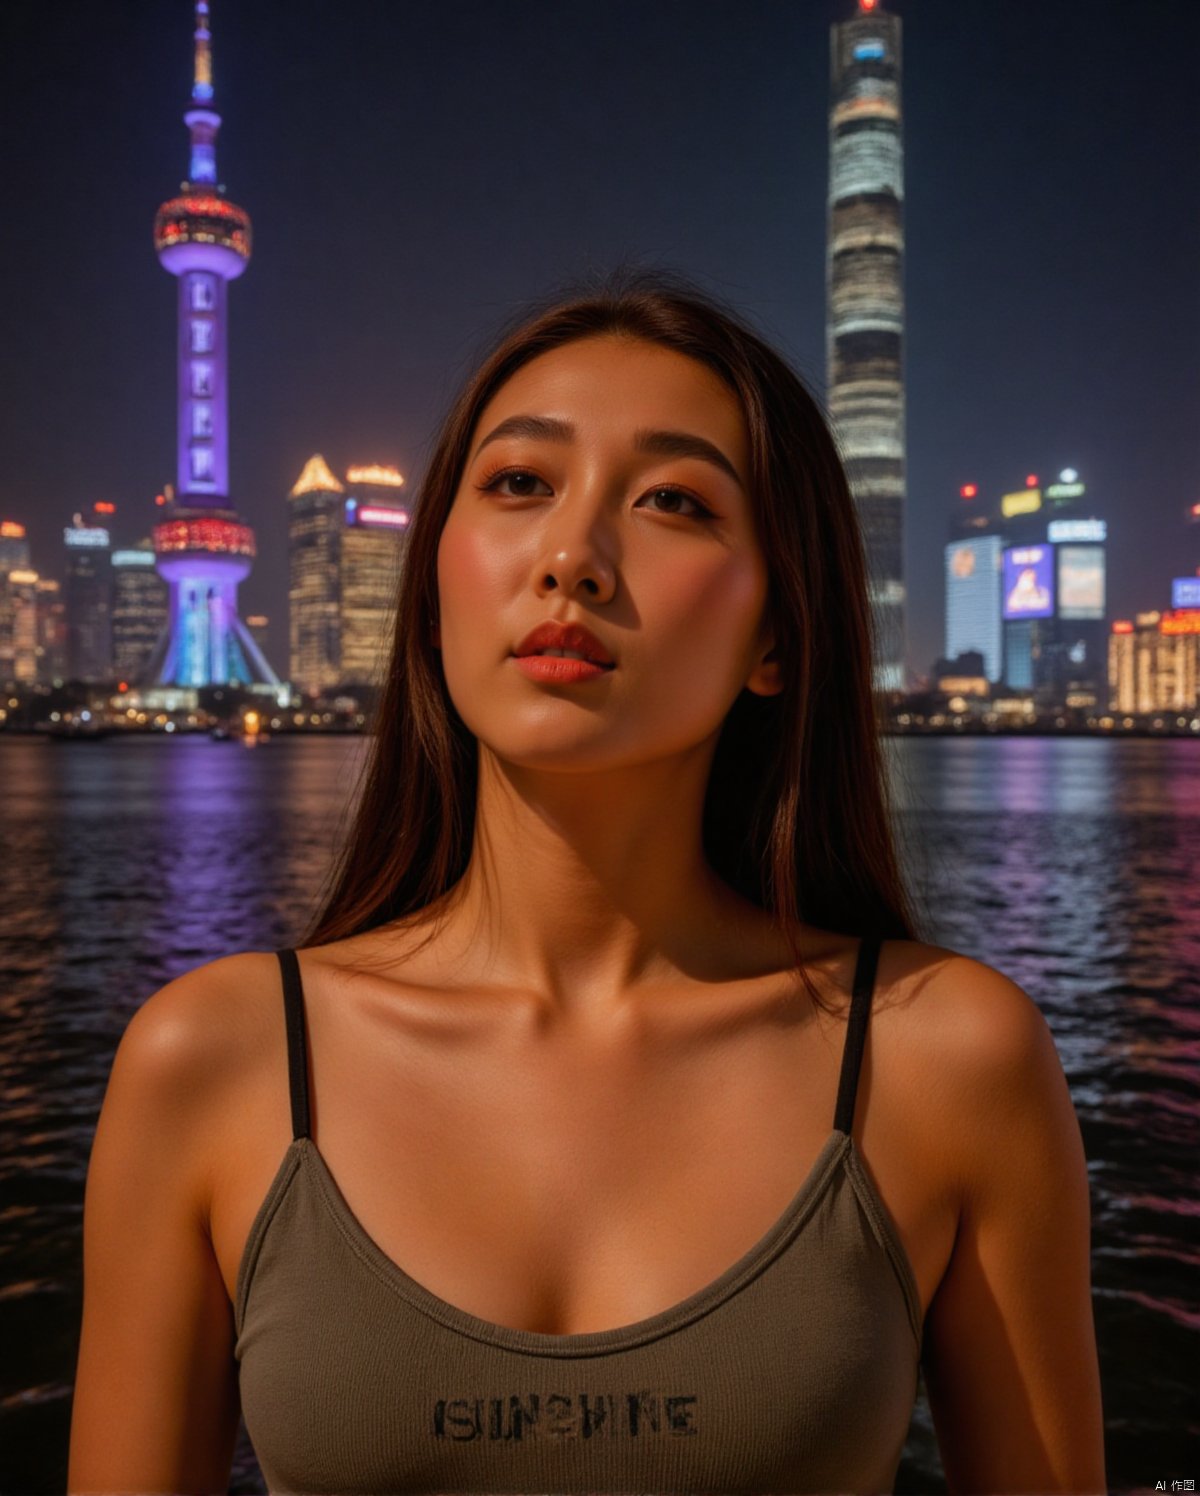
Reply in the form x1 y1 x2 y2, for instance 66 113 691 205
190 144 216 184
191 360 214 397
189 275 216 311
191 403 213 438
191 447 215 481
190 319 215 354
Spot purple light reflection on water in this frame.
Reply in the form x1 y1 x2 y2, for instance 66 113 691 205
0 734 1196 1492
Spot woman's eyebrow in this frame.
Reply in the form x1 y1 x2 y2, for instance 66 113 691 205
470 414 745 492
636 428 744 491
472 414 573 460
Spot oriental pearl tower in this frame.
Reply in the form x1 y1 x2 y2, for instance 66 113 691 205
143 0 280 690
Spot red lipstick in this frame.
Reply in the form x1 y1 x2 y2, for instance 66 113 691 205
511 619 616 682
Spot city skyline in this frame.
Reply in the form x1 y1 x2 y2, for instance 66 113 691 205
0 0 1196 678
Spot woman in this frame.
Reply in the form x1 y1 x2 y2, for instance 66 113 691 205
69 270 1106 1494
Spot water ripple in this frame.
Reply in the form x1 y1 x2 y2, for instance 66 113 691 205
1 734 1195 1494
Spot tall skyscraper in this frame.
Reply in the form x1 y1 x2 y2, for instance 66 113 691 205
340 465 411 690
36 578 68 684
112 544 170 684
288 455 345 696
63 516 113 683
0 570 39 685
144 1 280 692
827 0 906 693
285 457 412 695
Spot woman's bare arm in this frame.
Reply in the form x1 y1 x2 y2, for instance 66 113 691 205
68 966 242 1495
920 958 1107 1494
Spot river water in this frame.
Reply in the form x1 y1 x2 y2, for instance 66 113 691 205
0 733 1195 1494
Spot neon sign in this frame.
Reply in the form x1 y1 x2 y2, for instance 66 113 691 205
64 528 109 548
1001 489 1042 518
1048 519 1106 542
347 464 405 487
356 505 410 528
1161 611 1200 636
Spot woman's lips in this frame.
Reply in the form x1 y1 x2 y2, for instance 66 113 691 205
510 654 615 684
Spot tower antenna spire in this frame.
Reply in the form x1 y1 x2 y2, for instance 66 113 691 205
192 0 213 102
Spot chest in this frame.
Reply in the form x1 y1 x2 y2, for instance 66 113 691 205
233 1151 922 1495
209 983 954 1336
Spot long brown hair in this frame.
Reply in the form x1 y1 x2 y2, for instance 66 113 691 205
302 267 925 1008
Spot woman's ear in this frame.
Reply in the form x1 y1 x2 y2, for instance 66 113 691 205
745 635 784 697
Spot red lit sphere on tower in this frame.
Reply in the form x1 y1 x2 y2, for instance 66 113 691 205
154 192 251 277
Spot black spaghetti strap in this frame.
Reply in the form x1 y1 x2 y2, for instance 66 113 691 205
832 933 883 1137
276 949 311 1141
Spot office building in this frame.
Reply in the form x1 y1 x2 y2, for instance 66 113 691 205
286 457 412 694
0 570 39 684
998 474 1107 701
944 535 1003 684
112 545 170 683
36 578 68 683
1 520 31 575
288 455 344 696
340 464 411 690
1109 612 1200 715
64 517 113 682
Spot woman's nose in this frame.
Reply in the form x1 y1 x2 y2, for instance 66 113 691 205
530 493 618 602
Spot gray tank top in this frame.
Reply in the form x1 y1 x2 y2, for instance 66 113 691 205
234 933 923 1493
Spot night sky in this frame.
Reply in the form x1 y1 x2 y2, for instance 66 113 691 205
2 0 1197 680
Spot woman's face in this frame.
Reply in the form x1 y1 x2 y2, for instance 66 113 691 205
435 333 781 773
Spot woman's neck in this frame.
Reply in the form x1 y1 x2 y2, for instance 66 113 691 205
426 742 781 1019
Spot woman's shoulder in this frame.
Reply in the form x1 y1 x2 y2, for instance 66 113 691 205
112 950 289 1126
877 939 1078 1201
86 951 288 1265
885 938 1060 1072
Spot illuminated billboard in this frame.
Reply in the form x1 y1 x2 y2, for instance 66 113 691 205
344 498 409 528
358 505 409 528
1001 489 1042 519
1048 519 1106 543
1171 577 1200 610
945 535 1003 682
1003 545 1054 620
63 527 110 548
1057 545 1106 620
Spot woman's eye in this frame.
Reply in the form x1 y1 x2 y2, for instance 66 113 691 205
478 469 712 520
480 468 552 497
639 486 714 520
